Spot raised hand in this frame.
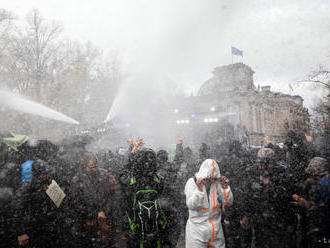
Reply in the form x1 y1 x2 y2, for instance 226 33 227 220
195 173 204 192
127 138 133 145
135 137 144 147
17 234 29 246
292 194 305 206
220 176 229 189
132 137 144 153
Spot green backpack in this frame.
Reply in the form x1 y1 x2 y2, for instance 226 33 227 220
127 176 167 248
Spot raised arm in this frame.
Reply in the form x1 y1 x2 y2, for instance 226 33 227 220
174 138 184 161
184 177 205 210
218 176 234 207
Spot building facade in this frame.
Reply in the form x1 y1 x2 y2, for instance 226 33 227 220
172 63 310 146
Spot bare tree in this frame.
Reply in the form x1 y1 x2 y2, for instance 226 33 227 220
0 8 122 136
300 65 330 118
307 66 330 88
0 9 15 89
298 64 330 137
52 41 122 124
8 9 63 98
0 9 15 50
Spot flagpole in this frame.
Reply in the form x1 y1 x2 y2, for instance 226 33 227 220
232 54 233 64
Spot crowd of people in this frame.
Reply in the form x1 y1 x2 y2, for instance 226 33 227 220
0 129 330 248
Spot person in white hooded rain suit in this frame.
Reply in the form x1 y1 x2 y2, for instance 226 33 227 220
185 159 233 248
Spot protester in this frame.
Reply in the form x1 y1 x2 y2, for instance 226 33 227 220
213 136 227 162
238 148 297 248
0 161 21 246
174 138 194 230
71 153 117 247
315 171 330 241
292 157 329 248
14 160 60 247
185 159 233 248
119 148 167 248
156 149 181 247
2 128 330 248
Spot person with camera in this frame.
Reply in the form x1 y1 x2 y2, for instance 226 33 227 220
184 159 233 248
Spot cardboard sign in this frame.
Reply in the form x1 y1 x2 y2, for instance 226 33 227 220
46 180 66 208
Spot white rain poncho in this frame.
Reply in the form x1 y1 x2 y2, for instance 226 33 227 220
184 159 233 248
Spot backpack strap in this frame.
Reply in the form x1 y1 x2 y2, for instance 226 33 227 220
154 175 160 183
130 176 136 185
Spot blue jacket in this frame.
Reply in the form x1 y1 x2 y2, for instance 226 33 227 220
315 174 330 235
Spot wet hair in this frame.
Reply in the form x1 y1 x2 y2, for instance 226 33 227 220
284 130 297 149
199 143 211 159
256 148 275 165
157 150 168 163
183 147 192 156
130 148 157 176
87 154 97 164
81 153 97 168
32 159 52 176
285 130 305 149
14 142 35 164
306 157 329 176
228 140 242 155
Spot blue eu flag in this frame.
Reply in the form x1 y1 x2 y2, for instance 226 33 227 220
231 46 243 57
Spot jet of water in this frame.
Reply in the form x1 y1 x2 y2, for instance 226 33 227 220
0 90 79 125
104 92 122 123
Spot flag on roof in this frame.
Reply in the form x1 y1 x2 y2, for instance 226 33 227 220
231 46 243 57
289 84 294 91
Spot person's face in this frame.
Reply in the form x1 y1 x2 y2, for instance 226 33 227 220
305 134 313 142
258 162 273 172
260 175 271 184
217 137 223 145
86 159 97 172
264 136 270 144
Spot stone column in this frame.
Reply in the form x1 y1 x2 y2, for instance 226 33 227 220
260 107 265 134
254 105 258 132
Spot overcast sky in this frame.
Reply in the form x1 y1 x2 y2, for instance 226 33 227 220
2 0 330 108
